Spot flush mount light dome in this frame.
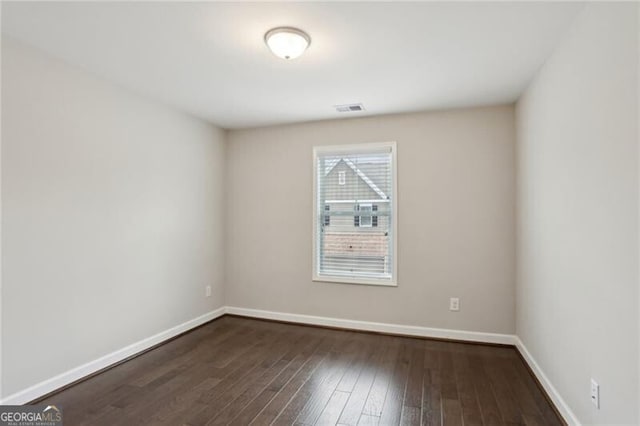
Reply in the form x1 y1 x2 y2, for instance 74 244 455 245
264 27 311 60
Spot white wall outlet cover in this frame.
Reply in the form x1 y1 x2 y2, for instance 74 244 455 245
590 378 599 408
449 297 460 311
205 285 212 297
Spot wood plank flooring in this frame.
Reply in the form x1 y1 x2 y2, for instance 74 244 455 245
37 316 563 426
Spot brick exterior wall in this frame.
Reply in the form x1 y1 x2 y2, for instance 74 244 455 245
323 232 388 257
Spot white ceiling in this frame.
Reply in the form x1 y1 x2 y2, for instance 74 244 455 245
2 2 583 129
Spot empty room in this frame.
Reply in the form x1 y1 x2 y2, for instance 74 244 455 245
0 1 638 425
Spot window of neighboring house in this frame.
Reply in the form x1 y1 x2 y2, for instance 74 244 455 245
313 142 397 286
338 171 346 185
357 203 373 227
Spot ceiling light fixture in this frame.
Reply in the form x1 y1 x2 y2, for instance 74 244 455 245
264 27 311 60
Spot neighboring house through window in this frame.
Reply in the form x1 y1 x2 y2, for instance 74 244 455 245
313 142 397 286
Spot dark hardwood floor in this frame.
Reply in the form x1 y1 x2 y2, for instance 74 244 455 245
38 316 562 426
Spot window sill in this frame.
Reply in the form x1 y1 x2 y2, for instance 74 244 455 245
312 274 397 287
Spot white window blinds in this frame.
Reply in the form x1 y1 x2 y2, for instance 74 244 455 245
313 142 397 286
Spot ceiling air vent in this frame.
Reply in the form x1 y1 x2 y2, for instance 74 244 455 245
335 103 365 113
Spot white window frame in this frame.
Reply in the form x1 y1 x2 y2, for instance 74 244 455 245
312 141 398 287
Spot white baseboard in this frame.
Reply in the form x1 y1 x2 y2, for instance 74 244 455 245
0 307 226 405
514 337 581 426
225 306 517 345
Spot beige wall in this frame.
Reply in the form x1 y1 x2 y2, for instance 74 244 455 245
516 3 639 425
226 105 516 334
1 37 226 397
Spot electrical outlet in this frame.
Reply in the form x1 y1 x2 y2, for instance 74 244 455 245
449 297 460 311
590 379 599 408
205 285 212 297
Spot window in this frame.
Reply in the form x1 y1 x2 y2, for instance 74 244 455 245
313 142 397 286
357 203 372 227
354 203 378 228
